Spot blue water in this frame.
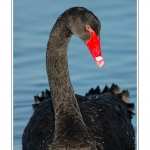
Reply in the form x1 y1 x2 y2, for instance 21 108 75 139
13 1 137 149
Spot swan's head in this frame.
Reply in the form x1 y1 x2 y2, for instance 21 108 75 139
66 7 104 68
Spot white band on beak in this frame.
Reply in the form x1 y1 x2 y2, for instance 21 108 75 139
95 56 103 61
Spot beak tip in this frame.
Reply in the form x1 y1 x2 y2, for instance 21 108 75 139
96 58 105 68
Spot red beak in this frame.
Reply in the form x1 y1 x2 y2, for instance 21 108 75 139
85 26 104 68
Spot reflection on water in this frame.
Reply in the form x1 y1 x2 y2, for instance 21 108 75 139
14 1 137 149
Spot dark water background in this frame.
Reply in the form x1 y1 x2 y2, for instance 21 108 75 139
13 1 137 149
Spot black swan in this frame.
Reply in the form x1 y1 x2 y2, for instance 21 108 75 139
22 7 135 150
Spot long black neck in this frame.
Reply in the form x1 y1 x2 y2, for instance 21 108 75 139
46 17 76 114
46 13 94 148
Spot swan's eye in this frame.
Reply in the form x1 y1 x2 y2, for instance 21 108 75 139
86 25 92 32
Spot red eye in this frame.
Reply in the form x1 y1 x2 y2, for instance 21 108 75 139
86 25 91 31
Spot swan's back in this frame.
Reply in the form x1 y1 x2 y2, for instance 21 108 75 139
22 84 135 150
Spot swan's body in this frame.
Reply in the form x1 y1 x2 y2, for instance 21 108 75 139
22 7 135 150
